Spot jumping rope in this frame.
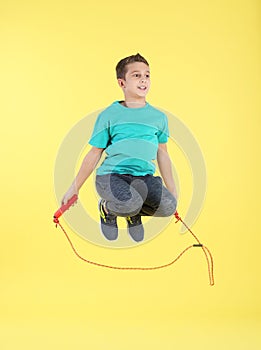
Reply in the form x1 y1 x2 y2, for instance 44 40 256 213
53 195 214 286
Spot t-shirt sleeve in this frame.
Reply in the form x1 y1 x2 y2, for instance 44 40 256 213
89 112 110 148
157 113 169 143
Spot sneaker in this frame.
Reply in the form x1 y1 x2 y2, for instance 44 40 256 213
126 215 144 242
98 199 118 240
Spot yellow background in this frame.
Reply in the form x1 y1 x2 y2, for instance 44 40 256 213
1 0 260 349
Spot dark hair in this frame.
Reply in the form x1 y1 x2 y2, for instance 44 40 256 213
116 53 149 79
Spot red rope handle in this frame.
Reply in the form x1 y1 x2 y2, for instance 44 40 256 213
54 212 214 285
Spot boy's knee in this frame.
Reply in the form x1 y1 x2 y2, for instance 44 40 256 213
160 196 177 217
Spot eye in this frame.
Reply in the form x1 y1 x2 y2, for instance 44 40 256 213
146 74 150 78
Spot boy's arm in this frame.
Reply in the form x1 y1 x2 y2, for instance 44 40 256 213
157 143 177 199
61 146 104 205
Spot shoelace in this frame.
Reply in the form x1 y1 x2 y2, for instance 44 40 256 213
100 202 117 224
126 216 141 225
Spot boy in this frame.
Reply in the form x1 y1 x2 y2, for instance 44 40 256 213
62 53 177 242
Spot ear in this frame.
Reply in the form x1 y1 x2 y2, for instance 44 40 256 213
117 79 125 88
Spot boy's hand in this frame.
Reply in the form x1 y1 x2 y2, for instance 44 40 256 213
61 184 78 206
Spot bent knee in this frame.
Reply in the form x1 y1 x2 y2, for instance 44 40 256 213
160 196 177 217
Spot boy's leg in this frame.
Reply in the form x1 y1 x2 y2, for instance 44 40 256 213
95 174 144 217
138 175 177 217
95 174 145 242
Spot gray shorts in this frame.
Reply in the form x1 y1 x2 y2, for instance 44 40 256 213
95 173 177 217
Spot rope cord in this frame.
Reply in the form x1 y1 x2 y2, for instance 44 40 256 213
54 212 214 286
174 212 214 286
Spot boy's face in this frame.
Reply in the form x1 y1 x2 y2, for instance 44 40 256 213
118 62 150 100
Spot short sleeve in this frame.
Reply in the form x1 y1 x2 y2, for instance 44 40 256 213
89 112 110 148
157 113 169 143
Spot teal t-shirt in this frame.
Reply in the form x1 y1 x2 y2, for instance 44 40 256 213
89 101 169 176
